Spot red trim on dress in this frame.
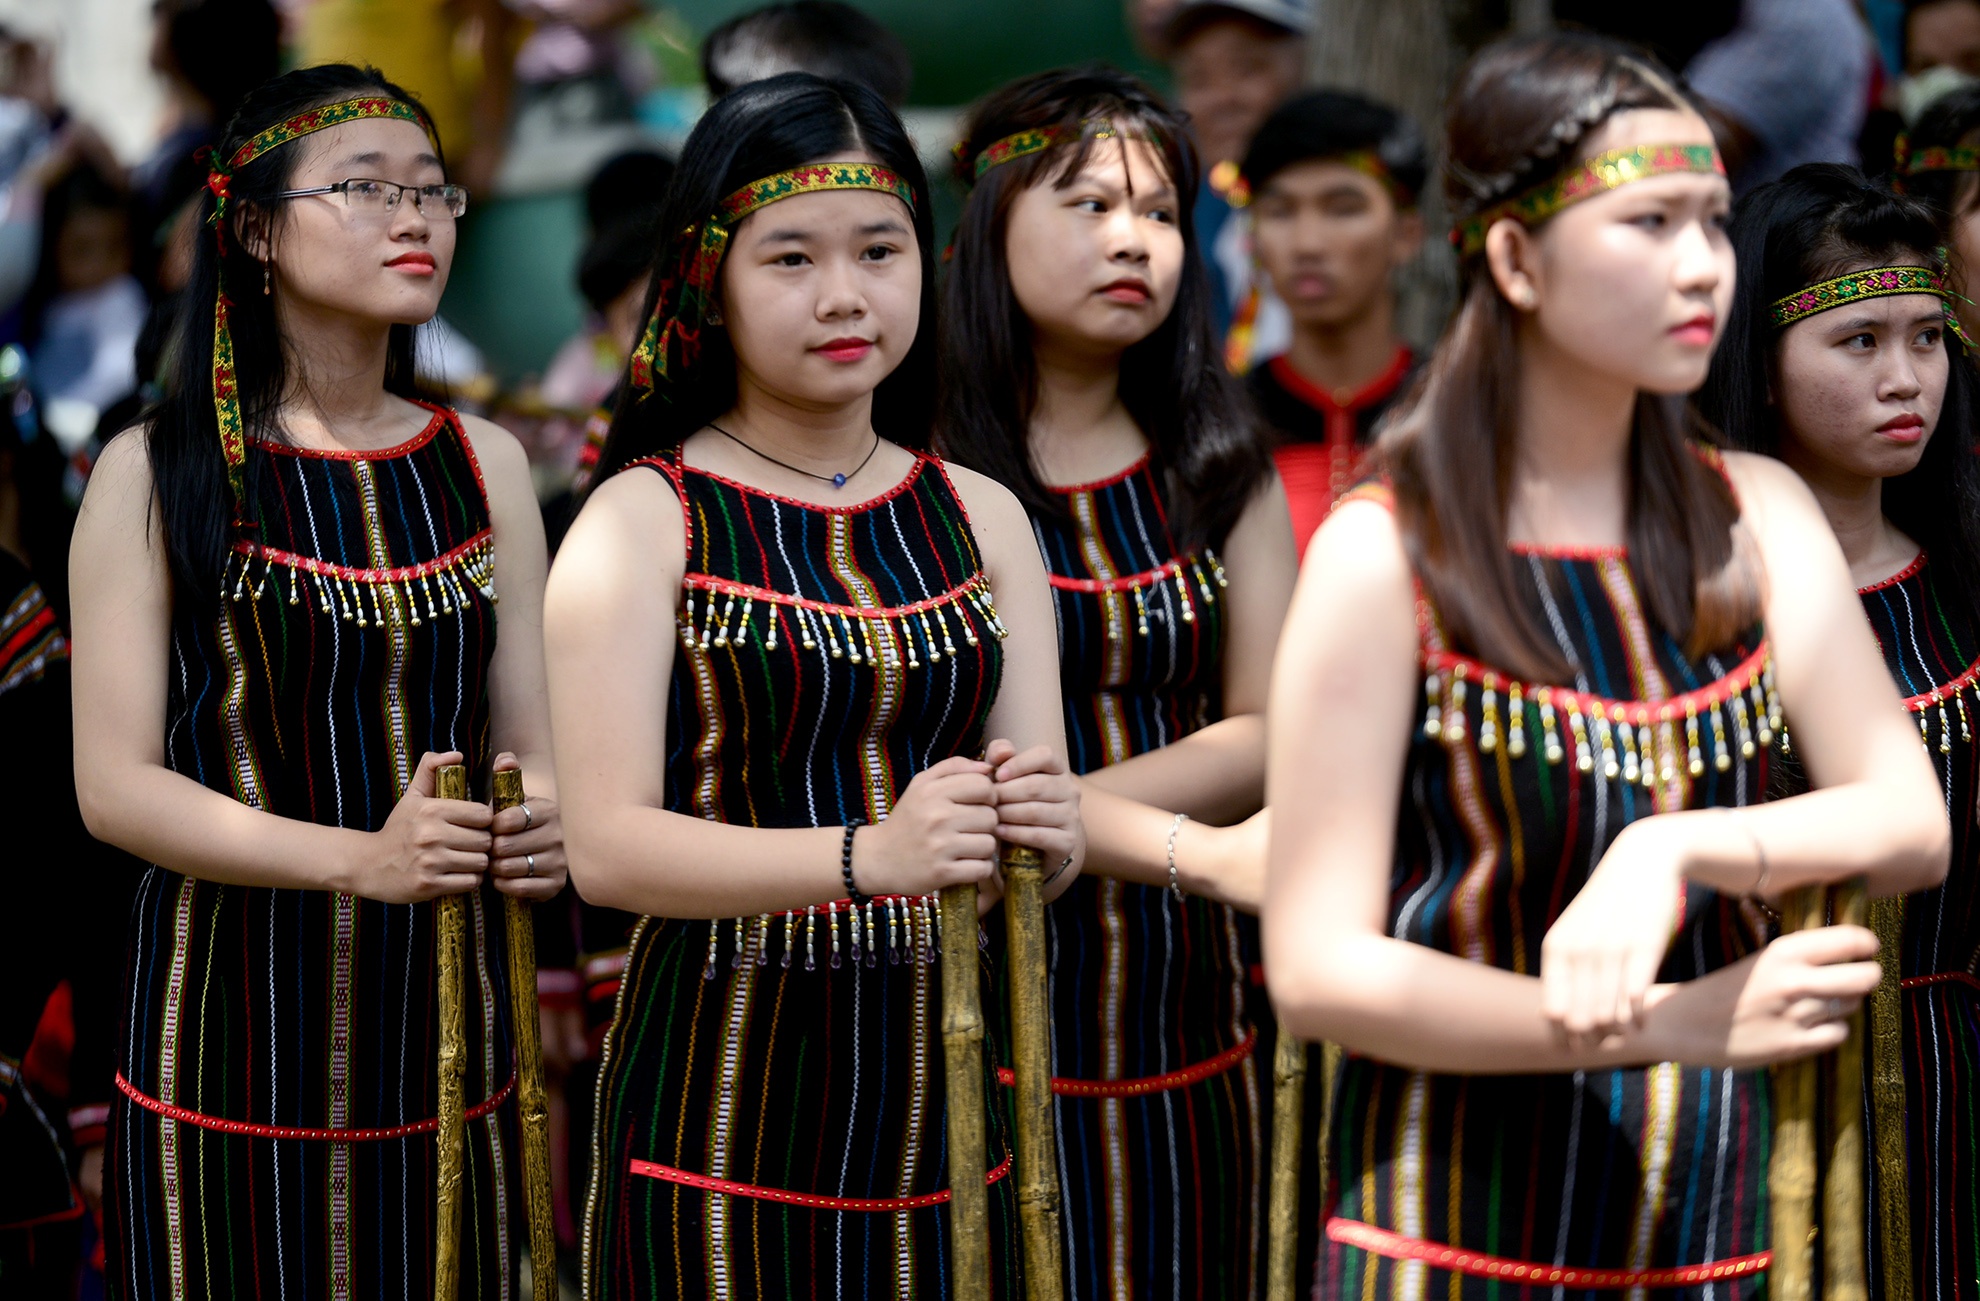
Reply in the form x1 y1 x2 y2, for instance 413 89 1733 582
1046 557 1194 594
230 529 492 584
1858 549 1927 594
672 449 931 515
1507 541 1628 561
1902 971 1980 993
116 1068 516 1141
1046 451 1152 495
628 1150 1013 1211
246 401 447 461
1266 346 1412 419
679 571 991 621
1325 1218 1770 1287
994 1029 1256 1097
1420 642 1772 727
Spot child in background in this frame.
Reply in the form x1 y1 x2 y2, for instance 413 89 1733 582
27 163 144 419
1238 91 1425 554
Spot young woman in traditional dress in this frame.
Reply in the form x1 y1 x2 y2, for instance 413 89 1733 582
939 67 1296 1301
544 72 1082 1299
1698 164 1980 1299
1264 34 1949 1295
68 65 567 1297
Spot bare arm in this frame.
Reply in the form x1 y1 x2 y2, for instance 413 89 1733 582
69 431 493 901
1078 472 1296 823
1262 498 1884 1073
545 457 1022 918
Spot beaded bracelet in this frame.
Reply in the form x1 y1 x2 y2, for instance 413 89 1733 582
842 820 869 904
1166 812 1189 902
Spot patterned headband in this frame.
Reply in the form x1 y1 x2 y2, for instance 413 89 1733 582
1451 143 1724 257
206 96 440 524
628 162 916 392
1767 265 1966 338
957 119 1160 184
1894 135 1980 177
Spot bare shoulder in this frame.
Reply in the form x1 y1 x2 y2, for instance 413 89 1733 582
1718 448 1828 548
557 462 686 572
452 410 530 482
1303 496 1413 595
78 424 156 520
933 458 1034 550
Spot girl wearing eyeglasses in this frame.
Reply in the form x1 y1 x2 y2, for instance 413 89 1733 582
68 64 564 1297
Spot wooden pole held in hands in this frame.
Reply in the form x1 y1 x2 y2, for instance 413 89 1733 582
1001 842 1065 1299
1265 1019 1308 1301
1769 885 1825 1301
939 882 991 1301
1866 895 1915 1301
433 764 470 1301
1823 879 1869 1301
492 768 557 1300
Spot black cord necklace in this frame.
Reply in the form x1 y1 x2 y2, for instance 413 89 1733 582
707 422 880 490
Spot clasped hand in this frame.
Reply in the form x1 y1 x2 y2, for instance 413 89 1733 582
365 750 569 903
851 739 1082 910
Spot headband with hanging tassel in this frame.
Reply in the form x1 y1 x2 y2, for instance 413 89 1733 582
628 162 916 393
205 96 438 526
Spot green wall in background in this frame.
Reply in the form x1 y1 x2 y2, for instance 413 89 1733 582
443 192 588 384
670 0 1160 105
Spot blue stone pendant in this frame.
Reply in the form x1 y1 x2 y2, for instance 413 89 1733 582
832 473 848 488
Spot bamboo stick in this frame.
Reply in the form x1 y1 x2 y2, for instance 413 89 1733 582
1769 885 1826 1301
433 764 470 1301
1823 879 1869 1301
1265 1018 1307 1301
1866 895 1914 1301
940 882 991 1301
1000 843 1064 1299
492 768 557 1300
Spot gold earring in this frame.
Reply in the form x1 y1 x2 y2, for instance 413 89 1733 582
263 262 272 296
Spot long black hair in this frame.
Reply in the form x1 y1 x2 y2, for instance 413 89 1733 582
591 72 938 484
1696 163 1980 609
937 65 1271 553
138 63 440 606
1896 85 1980 231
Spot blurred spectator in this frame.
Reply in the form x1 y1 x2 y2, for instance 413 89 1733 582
27 162 144 420
1898 0 1980 119
1551 3 1739 73
701 1 913 108
542 200 663 417
1164 0 1310 338
1238 89 1425 554
1685 0 1875 190
586 145 672 234
511 0 647 125
1893 84 1980 338
136 0 280 234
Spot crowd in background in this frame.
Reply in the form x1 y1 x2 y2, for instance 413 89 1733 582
9 0 1980 1296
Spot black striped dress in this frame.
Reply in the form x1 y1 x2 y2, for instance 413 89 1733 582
1317 484 1776 1296
582 450 1021 1300
1777 552 1980 1297
107 404 518 1301
1026 454 1265 1301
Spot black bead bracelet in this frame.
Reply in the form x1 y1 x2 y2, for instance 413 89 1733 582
842 819 868 904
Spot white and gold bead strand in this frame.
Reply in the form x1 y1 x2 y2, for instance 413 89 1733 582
225 535 496 631
1507 683 1528 759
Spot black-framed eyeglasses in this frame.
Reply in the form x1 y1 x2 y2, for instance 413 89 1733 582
274 178 470 220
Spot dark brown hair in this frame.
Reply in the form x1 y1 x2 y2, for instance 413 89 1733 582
937 65 1271 552
1378 31 1760 680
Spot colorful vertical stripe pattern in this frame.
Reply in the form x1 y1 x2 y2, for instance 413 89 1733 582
581 452 1020 1300
106 403 515 1300
1319 546 1773 1298
0 563 65 696
1774 552 1980 1298
1022 454 1265 1301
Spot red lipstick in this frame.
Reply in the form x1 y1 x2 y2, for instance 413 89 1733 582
386 250 437 276
1099 278 1152 304
1668 312 1716 346
813 337 875 363
1877 412 1927 444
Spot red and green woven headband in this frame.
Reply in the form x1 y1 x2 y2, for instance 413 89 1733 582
629 162 915 392
1452 143 1724 257
956 119 1161 185
1767 264 1970 340
206 96 440 524
1894 136 1980 177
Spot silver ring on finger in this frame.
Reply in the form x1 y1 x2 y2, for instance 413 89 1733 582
1828 997 1844 1020
526 853 536 879
520 803 534 830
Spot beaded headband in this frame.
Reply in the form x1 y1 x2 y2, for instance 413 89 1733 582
1451 143 1724 257
1894 135 1980 177
205 96 440 524
1767 265 1970 346
956 119 1159 185
628 162 915 392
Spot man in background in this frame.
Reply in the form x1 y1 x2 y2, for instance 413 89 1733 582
700 0 912 108
1164 0 1309 338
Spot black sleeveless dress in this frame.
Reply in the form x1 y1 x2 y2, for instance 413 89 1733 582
1316 482 1775 1296
107 404 517 1300
582 451 1022 1300
1025 454 1265 1301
